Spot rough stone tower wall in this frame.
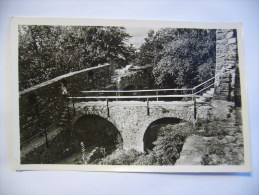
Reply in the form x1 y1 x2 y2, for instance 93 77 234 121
214 29 238 101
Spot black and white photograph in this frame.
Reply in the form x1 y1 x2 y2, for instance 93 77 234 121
13 18 250 172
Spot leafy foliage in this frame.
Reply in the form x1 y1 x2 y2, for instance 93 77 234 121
99 149 141 165
152 134 185 165
97 122 194 165
134 30 157 67
150 122 194 165
136 28 216 88
19 25 136 90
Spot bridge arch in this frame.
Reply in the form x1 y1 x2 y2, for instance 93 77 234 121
143 117 184 152
73 114 123 154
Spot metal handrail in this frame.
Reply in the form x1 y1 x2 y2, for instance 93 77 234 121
75 76 217 100
20 129 47 146
68 94 198 100
78 70 225 99
194 83 214 95
20 122 57 147
192 77 215 90
192 69 225 91
81 88 193 94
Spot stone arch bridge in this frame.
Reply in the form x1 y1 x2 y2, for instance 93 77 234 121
70 91 212 152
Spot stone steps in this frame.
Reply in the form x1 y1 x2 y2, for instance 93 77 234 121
205 88 215 95
196 88 215 103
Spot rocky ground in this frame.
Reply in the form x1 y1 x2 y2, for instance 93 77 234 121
177 99 244 166
176 121 244 165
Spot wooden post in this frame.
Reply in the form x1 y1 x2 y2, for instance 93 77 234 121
66 96 71 119
156 91 158 101
193 95 197 120
106 98 110 117
147 98 150 116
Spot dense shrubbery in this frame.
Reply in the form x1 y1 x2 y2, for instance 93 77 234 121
135 28 216 88
99 149 142 165
150 122 194 165
97 122 194 165
19 25 136 90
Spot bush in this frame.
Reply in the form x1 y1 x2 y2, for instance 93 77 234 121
153 134 185 165
99 149 142 165
133 152 158 165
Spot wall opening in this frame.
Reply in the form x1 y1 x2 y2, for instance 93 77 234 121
143 117 182 152
73 115 123 158
143 117 192 165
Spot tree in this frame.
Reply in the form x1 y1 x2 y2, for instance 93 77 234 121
136 28 216 88
134 30 156 66
18 25 136 90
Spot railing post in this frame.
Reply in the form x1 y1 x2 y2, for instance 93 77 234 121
106 98 110 117
193 95 197 120
192 88 194 101
156 91 158 101
43 128 49 149
35 101 49 148
147 98 150 116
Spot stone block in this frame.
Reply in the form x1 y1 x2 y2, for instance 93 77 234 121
228 38 237 44
226 31 234 39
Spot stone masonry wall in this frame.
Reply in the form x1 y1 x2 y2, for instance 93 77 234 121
19 65 112 144
116 66 153 90
214 29 239 101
